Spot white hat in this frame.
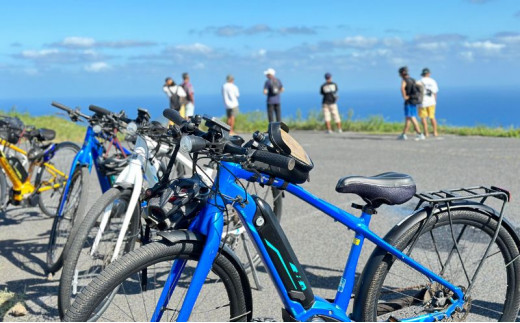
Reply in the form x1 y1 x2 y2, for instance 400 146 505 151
263 68 276 76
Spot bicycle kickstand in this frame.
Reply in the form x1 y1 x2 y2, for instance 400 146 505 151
241 234 263 291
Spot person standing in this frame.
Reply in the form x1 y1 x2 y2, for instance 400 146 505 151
181 72 195 119
419 68 439 137
263 68 284 122
320 73 342 133
163 77 187 116
222 74 240 134
397 66 425 140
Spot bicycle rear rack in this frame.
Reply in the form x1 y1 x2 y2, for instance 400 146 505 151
408 186 512 297
414 185 510 211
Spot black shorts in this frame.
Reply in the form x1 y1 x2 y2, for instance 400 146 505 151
226 107 238 118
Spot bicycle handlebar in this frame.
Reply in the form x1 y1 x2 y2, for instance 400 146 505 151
251 149 295 170
89 105 112 116
52 101 73 113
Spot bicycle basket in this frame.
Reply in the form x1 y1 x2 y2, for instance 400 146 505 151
0 116 25 144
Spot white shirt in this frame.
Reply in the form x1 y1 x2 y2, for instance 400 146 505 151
163 85 187 98
420 77 439 107
222 82 240 109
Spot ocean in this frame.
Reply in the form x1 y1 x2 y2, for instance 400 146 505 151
1 87 519 128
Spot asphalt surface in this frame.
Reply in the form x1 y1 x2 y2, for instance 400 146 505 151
1 131 519 321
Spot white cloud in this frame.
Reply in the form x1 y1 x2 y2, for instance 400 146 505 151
174 43 213 55
383 37 403 47
334 36 378 49
464 40 505 51
63 36 95 48
84 62 111 72
21 49 59 58
416 42 449 51
459 51 474 62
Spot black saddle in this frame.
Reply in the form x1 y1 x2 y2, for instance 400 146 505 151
336 172 416 208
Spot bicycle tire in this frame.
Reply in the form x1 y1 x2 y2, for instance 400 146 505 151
0 170 7 210
58 187 140 319
46 166 90 274
355 209 520 322
38 142 80 216
63 240 249 322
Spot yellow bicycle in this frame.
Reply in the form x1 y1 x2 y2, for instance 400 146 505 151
0 116 79 216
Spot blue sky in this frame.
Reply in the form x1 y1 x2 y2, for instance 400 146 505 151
1 0 519 98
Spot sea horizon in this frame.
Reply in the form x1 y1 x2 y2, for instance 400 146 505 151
1 86 519 128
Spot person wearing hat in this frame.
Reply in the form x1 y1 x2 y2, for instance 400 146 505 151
163 76 187 119
320 73 342 133
222 74 240 134
397 66 425 140
418 68 439 137
263 68 284 122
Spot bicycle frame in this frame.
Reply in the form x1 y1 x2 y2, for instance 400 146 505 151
0 138 68 204
56 126 130 217
153 161 467 322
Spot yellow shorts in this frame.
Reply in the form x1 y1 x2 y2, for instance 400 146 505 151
419 105 436 119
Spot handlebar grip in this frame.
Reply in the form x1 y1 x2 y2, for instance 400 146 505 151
223 143 247 155
89 105 112 116
180 135 208 153
51 101 73 113
163 109 186 126
251 150 295 171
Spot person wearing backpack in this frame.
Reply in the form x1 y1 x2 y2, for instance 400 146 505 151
263 68 284 122
418 68 439 137
163 77 187 118
397 66 425 141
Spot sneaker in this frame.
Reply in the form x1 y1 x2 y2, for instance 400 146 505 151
415 133 426 141
397 133 407 140
326 129 333 134
337 129 343 133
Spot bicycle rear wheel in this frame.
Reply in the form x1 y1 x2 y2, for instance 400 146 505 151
356 208 520 322
58 187 140 318
38 142 80 216
47 166 89 273
63 240 250 322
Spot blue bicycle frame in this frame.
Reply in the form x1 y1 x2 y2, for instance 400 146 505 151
153 161 466 322
56 126 131 217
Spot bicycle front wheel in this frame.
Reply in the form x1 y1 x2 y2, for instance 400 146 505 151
356 208 520 322
63 240 250 322
47 166 89 273
38 142 80 216
59 187 140 319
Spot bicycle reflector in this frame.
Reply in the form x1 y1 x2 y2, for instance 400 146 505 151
491 186 511 202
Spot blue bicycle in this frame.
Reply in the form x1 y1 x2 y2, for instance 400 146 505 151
46 102 131 274
64 110 520 322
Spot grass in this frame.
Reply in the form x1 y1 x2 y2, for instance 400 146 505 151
1 108 86 142
225 109 520 138
1 107 519 141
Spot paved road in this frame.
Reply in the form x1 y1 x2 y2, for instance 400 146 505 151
1 132 519 321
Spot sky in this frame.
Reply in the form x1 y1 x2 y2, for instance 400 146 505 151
1 0 519 98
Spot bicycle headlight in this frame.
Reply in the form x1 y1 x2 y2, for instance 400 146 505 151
93 125 102 133
180 136 192 153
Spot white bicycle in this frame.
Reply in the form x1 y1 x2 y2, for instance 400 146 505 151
57 113 283 318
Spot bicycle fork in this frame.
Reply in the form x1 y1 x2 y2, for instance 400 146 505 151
152 203 224 322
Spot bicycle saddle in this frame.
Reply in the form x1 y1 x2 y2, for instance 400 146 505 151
335 172 416 208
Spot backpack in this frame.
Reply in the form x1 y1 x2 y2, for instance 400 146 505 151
0 116 25 144
167 86 182 111
270 78 281 95
406 77 423 105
